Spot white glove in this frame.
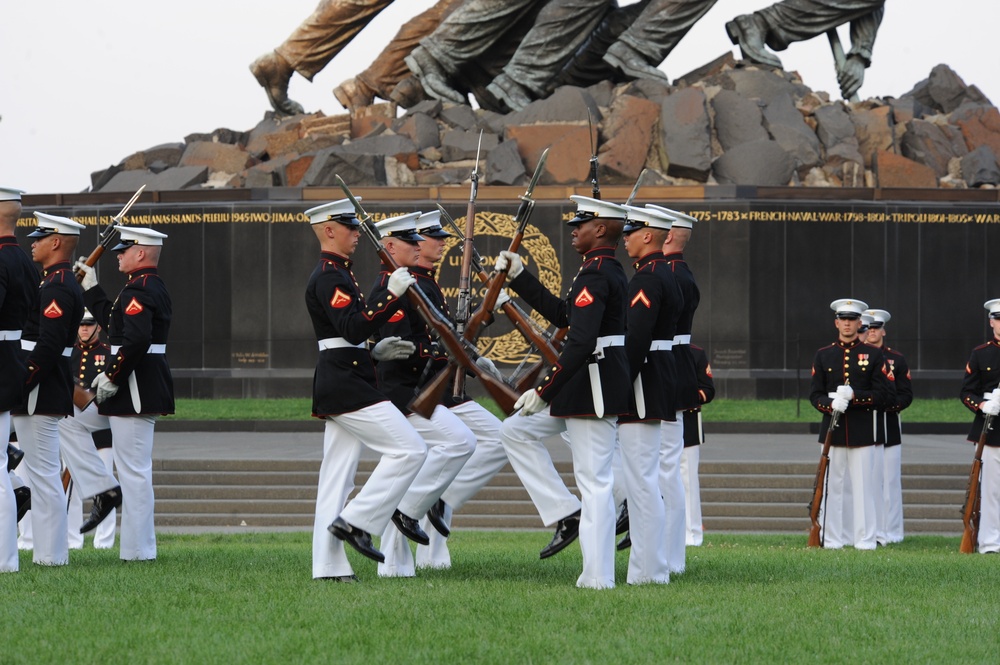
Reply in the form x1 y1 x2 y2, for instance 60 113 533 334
493 289 511 312
515 389 547 416
371 336 416 361
475 355 504 381
831 396 850 413
982 400 1000 417
92 373 118 404
494 250 524 280
387 267 415 297
987 389 1000 402
74 258 97 291
836 385 854 402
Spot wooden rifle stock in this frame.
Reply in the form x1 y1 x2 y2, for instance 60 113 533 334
961 413 993 553
513 327 568 393
807 410 839 548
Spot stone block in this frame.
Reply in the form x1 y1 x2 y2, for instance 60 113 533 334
505 123 592 186
712 89 768 151
712 139 794 186
950 103 1000 162
414 167 468 186
184 128 247 146
151 166 209 190
392 113 441 150
384 157 416 187
888 97 924 125
300 146 386 187
821 142 865 180
960 145 1000 187
97 169 159 193
763 93 821 171
180 141 253 174
284 155 315 187
264 127 305 159
439 129 499 163
440 104 479 130
405 99 443 118
288 133 344 156
585 80 615 108
813 104 857 150
903 64 990 114
245 112 311 155
485 139 526 186
658 87 712 182
674 53 737 88
874 150 938 188
598 94 661 182
243 169 277 188
350 115 394 139
850 106 895 168
120 142 184 171
617 79 672 102
338 134 420 171
300 114 351 139
505 86 602 126
90 165 120 192
900 119 969 176
723 68 811 104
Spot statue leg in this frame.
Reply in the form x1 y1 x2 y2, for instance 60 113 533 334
755 0 885 52
552 2 648 90
607 0 719 81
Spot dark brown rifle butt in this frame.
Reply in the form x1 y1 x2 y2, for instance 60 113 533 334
807 413 837 548
408 365 455 420
960 414 992 553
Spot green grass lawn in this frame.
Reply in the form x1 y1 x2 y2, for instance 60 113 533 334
172 397 972 423
2 532 998 663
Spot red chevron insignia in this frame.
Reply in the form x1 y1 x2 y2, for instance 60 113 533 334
125 298 144 316
389 310 405 323
574 287 594 307
630 290 651 308
43 299 64 318
330 288 352 309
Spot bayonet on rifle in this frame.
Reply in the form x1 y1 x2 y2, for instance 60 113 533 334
588 110 600 200
76 184 147 282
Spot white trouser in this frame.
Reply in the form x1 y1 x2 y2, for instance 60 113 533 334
872 444 886 544
312 401 426 579
13 415 69 566
978 445 1000 554
418 400 504 570
660 415 687 573
379 405 475 577
0 412 18 572
110 415 157 561
825 445 877 550
67 446 116 549
680 444 703 546
501 407 614 589
883 443 904 543
618 422 669 585
59 404 117 499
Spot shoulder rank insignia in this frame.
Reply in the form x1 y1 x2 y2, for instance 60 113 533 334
575 287 594 307
125 298 144 316
43 299 64 318
630 290 651 309
330 288 352 309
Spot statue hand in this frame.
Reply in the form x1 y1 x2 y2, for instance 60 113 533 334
837 55 866 100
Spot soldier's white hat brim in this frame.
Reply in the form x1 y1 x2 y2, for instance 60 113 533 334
646 204 697 229
112 225 168 250
29 211 86 237
415 210 451 238
622 204 673 233
568 195 626 225
0 187 26 202
830 298 869 318
985 299 1000 319
864 309 891 326
375 212 425 243
305 198 361 227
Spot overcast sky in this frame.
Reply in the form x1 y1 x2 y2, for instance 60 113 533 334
2 0 995 194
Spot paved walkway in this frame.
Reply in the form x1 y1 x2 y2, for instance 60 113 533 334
154 429 974 465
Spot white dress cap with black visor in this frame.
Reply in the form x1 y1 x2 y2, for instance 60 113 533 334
375 212 425 243
305 198 361 227
622 204 674 234
0 187 26 202
830 298 869 320
645 204 698 229
568 195 626 226
112 226 168 251
29 211 86 237
414 210 452 239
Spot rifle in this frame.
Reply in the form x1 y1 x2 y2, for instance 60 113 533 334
334 175 519 419
807 410 840 548
74 184 146 282
588 109 600 200
512 327 568 393
452 131 483 400
960 413 994 553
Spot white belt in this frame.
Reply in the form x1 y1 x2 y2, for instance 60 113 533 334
21 340 72 357
110 344 167 354
593 334 625 359
318 337 365 351
650 339 674 351
673 334 691 345
0 330 21 341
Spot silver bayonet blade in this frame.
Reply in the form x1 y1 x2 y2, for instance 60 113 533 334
436 204 463 239
625 168 648 206
334 174 372 223
524 146 550 199
111 184 146 224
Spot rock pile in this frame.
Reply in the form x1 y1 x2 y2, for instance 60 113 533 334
91 60 999 193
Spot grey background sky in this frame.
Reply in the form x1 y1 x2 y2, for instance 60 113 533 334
2 0 994 194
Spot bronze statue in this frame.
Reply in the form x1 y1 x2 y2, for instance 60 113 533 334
726 0 884 99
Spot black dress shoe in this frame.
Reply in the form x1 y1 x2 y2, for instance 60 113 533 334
426 499 450 538
617 532 632 551
319 574 359 583
328 517 385 563
615 501 630 535
392 509 430 545
80 485 122 533
6 444 23 472
14 487 30 523
540 510 581 559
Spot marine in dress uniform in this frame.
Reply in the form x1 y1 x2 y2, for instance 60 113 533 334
76 225 173 562
303 200 427 580
959 299 1000 554
0 187 36 572
681 344 715 547
365 213 478 578
60 309 118 549
408 212 512 571
616 204 683 585
649 203 700 574
864 308 911 545
12 212 86 566
495 195 631 589
809 298 895 550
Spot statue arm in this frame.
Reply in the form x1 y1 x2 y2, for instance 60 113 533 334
846 5 884 66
